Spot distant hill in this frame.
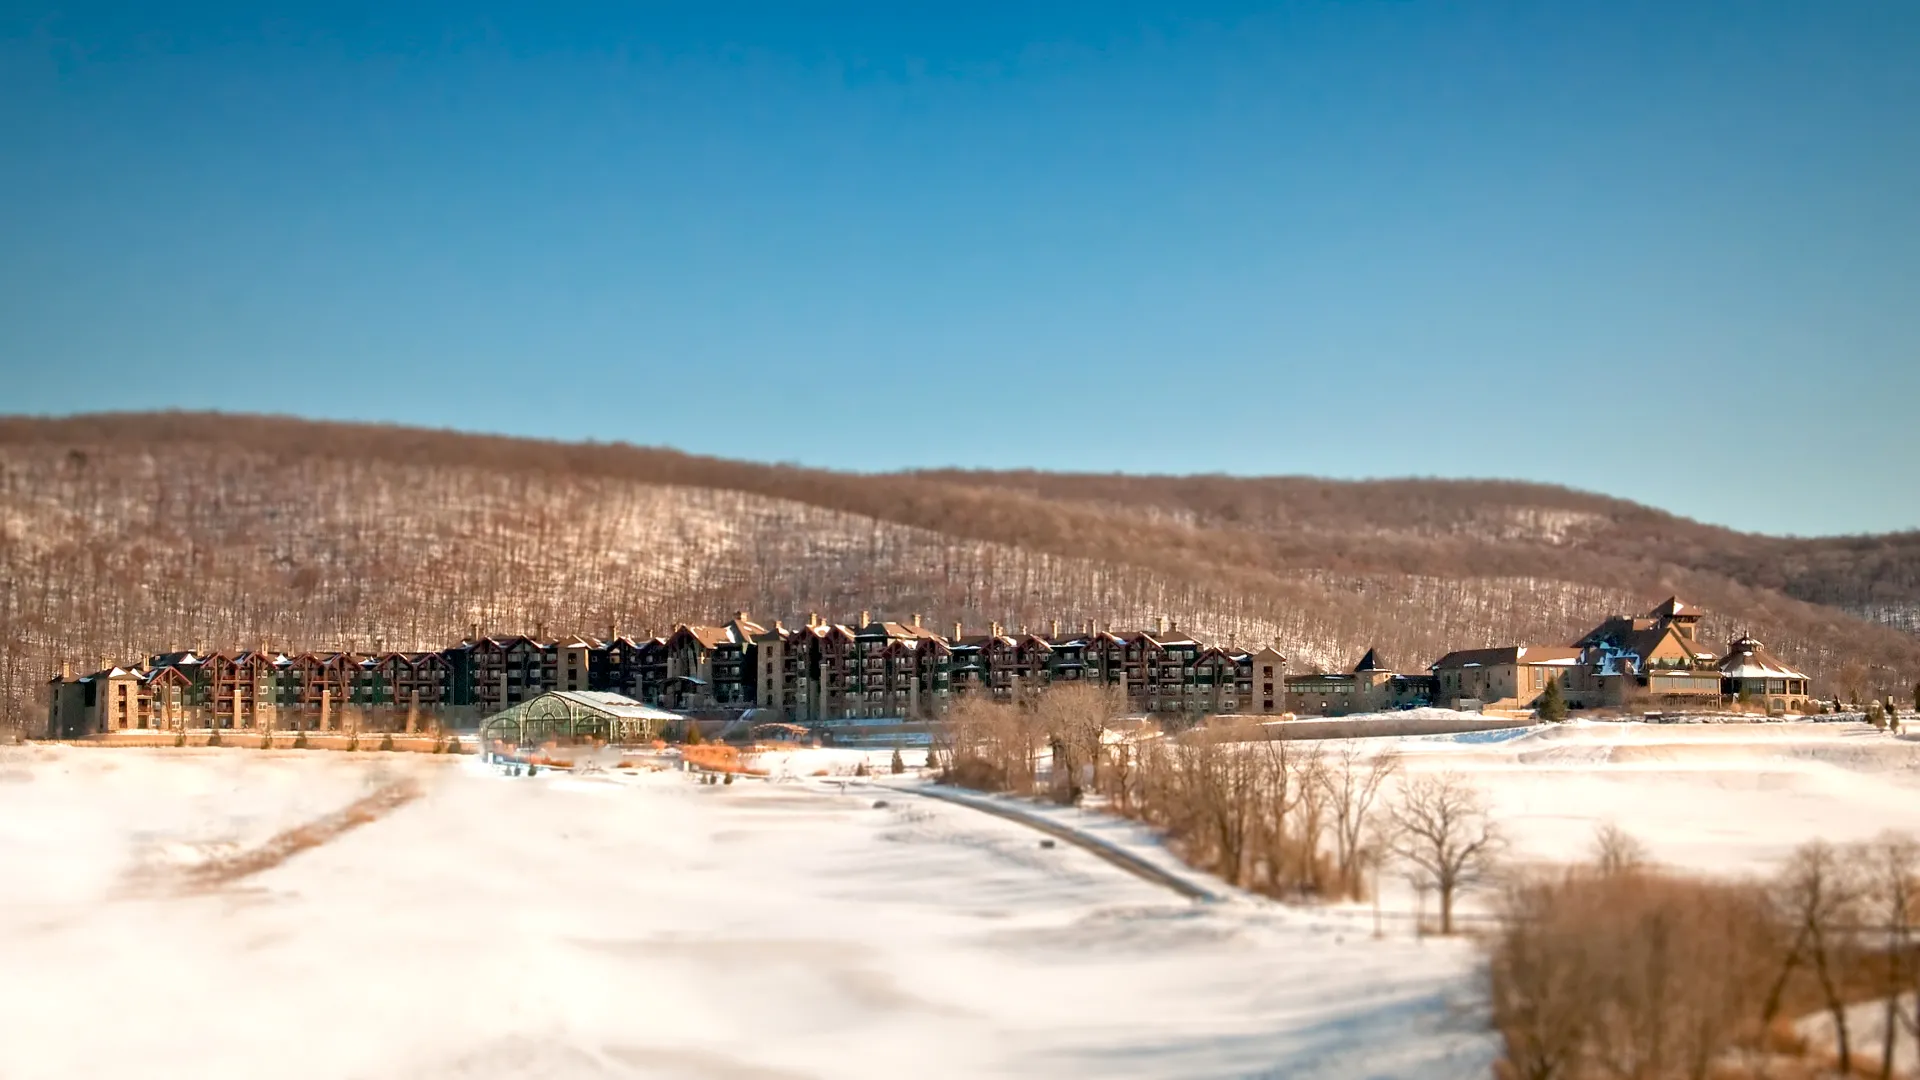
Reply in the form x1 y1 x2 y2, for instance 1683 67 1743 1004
2 412 1916 734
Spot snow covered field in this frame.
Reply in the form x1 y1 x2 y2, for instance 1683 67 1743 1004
0 745 1487 1080
6 721 1918 1079
1391 719 1920 874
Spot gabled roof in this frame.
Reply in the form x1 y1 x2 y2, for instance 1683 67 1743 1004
677 625 735 650
1648 596 1698 620
147 651 203 668
1580 620 1706 662
1353 648 1385 673
1431 645 1584 670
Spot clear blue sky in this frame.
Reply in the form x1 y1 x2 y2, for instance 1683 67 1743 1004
3 4 1915 537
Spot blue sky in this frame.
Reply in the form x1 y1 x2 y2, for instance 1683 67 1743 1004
2 3 1916 537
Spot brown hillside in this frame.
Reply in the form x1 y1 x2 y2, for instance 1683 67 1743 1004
1 412 1915 734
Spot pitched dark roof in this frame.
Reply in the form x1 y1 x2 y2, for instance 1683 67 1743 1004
1431 645 1583 669
1353 648 1385 673
1648 596 1697 620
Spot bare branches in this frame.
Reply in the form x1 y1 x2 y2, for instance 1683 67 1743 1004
1324 742 1399 900
1385 772 1503 935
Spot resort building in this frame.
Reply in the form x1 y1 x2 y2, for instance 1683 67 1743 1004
45 595 1831 736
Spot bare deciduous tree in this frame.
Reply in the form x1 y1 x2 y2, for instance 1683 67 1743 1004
1323 741 1399 900
1386 772 1502 934
1491 853 1774 1080
1852 832 1920 1080
1030 681 1122 803
1764 840 1865 1074
1592 822 1650 878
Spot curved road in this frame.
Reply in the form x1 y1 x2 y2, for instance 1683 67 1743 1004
897 783 1222 903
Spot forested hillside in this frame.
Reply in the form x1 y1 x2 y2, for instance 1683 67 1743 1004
3 412 1916 735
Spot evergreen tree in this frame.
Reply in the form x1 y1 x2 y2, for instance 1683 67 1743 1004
890 748 905 775
1537 677 1568 723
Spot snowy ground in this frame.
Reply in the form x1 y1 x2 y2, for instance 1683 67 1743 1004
1389 719 1920 875
8 721 1916 1079
0 745 1489 1080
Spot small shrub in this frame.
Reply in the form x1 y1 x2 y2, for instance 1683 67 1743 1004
890 748 905 775
684 723 703 746
293 731 308 749
722 771 733 785
948 756 1006 791
378 732 395 752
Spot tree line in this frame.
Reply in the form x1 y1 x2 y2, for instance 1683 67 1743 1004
3 414 1917 736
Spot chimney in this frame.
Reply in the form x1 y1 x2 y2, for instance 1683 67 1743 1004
1155 615 1168 636
774 619 786 633
952 621 964 641
859 610 871 629
807 611 820 629
61 660 72 681
1169 618 1179 634
912 613 922 628
1049 619 1061 639
535 622 546 642
469 622 480 642
608 622 618 643
990 621 1003 637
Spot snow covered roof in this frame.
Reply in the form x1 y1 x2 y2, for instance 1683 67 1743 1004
547 691 681 722
1717 638 1806 681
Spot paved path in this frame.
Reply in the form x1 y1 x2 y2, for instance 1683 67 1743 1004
897 783 1223 903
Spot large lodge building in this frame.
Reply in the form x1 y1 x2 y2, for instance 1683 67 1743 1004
45 597 1814 738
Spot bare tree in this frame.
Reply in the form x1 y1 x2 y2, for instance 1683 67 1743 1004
1765 840 1866 1074
1490 858 1776 1080
1030 681 1122 803
1840 661 1871 707
1592 822 1650 878
1386 772 1503 934
1851 832 1920 1080
1323 742 1399 900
